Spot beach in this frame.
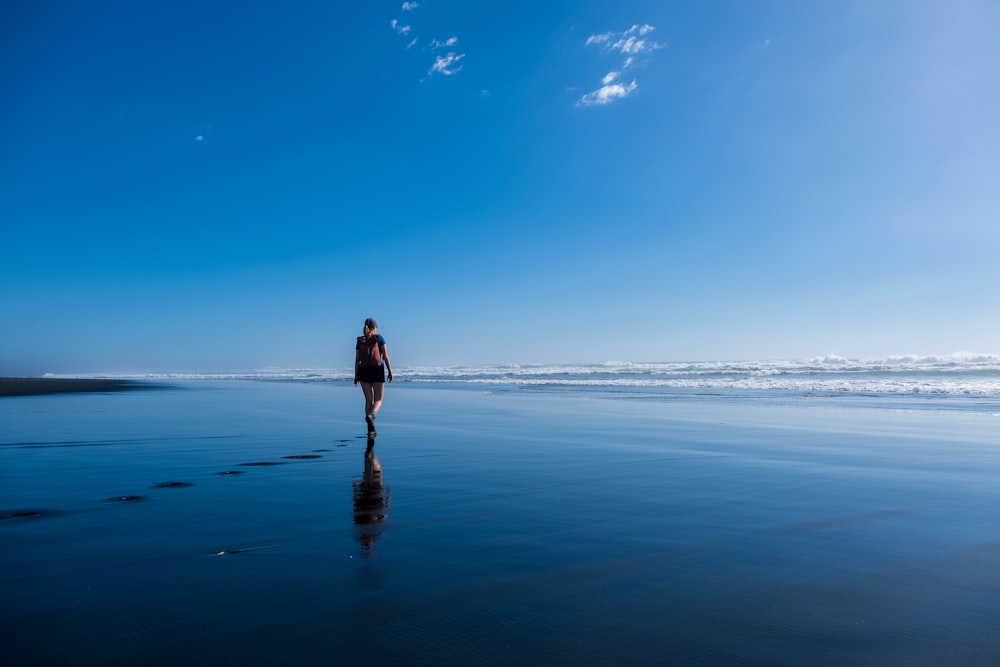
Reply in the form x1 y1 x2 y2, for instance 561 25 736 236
0 377 154 397
3 379 1000 665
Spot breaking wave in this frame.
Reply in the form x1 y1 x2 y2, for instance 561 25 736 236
44 353 1000 397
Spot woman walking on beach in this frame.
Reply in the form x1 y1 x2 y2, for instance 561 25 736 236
354 317 393 436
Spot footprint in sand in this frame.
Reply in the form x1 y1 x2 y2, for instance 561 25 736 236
152 481 194 489
103 495 148 503
1 509 61 521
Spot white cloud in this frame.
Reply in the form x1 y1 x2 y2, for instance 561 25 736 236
429 52 465 76
193 124 213 141
579 24 660 106
588 24 661 56
612 25 661 55
577 80 637 107
613 36 646 55
389 8 466 81
586 32 612 46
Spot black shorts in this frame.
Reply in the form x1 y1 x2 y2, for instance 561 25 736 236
357 365 386 384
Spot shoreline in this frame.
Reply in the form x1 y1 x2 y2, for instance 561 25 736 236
0 378 157 397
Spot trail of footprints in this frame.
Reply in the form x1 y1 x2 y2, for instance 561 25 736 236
2 435 370 523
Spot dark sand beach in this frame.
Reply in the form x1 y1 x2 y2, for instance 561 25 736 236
2 381 999 665
0 377 154 397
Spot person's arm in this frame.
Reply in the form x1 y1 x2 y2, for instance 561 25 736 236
354 343 362 386
381 342 393 382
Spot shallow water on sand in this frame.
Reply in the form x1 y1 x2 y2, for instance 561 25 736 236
2 381 1000 665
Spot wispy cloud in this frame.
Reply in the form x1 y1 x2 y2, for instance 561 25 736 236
585 25 656 49
389 5 466 78
586 32 612 46
578 24 661 107
193 124 213 142
578 80 638 107
612 24 657 55
429 52 465 76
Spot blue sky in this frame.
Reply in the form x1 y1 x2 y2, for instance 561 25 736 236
2 1 998 375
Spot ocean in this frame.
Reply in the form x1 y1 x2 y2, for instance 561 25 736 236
47 353 1000 411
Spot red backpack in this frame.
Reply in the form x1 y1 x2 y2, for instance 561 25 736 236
357 336 382 367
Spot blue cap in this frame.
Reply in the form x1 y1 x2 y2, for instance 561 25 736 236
364 318 378 328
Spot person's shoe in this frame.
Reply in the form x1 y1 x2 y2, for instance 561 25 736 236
366 413 376 435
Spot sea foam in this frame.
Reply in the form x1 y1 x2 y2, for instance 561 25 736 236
42 354 1000 397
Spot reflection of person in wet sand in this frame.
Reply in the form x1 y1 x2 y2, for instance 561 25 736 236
353 437 390 557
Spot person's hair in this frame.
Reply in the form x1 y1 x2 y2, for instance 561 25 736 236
364 323 376 337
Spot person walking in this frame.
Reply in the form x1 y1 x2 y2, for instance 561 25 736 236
354 317 393 436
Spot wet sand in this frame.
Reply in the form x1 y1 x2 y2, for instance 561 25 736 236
2 381 999 665
0 377 155 397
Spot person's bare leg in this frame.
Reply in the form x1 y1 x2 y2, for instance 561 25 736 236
370 382 384 417
361 382 385 434
361 382 375 421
